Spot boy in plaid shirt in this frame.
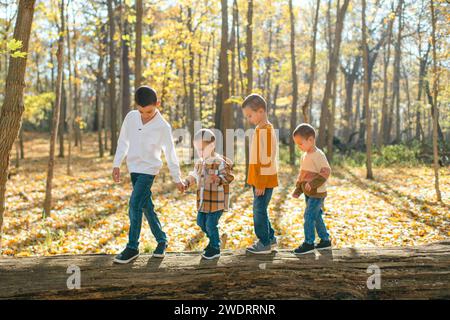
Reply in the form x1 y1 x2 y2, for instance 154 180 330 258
183 129 234 259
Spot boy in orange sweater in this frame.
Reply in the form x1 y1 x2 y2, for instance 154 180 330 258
242 94 279 254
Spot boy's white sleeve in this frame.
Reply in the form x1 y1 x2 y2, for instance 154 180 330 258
161 124 182 183
113 115 130 168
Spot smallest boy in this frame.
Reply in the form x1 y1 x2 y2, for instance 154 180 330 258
183 129 234 260
292 123 332 255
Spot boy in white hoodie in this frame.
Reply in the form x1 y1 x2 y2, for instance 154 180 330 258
112 86 184 264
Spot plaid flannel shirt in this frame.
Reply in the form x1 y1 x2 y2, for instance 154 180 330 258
184 153 234 213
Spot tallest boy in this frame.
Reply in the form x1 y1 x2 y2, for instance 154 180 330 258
112 86 184 264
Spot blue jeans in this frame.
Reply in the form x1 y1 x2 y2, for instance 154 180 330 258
252 187 275 246
303 195 330 245
197 210 223 250
127 172 167 250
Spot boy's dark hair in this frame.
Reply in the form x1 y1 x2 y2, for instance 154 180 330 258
293 123 316 139
241 93 267 111
135 86 157 107
194 129 216 145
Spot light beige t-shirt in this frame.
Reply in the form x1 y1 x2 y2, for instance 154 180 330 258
299 148 331 194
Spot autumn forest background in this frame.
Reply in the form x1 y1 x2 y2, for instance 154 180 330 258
0 0 448 257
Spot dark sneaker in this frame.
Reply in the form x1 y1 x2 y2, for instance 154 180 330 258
270 237 277 247
113 247 139 264
246 241 272 254
315 239 332 250
202 247 221 260
293 243 315 255
152 242 167 258
203 242 211 253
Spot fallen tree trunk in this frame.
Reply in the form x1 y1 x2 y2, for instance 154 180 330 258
0 242 449 299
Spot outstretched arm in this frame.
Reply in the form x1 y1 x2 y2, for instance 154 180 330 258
161 124 182 183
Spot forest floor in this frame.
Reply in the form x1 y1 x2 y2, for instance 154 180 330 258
1 132 449 257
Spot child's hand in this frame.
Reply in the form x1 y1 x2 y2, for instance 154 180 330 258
292 191 300 198
304 183 312 192
208 174 221 184
255 188 265 196
112 167 120 183
176 182 185 193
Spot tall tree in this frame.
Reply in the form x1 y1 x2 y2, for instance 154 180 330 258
362 0 373 179
215 0 231 141
288 0 298 165
429 0 441 201
108 0 117 155
187 7 196 148
392 0 403 142
379 5 395 147
120 2 131 120
246 0 253 94
301 0 320 124
134 0 143 89
0 0 36 250
44 0 65 217
317 0 350 148
65 4 74 175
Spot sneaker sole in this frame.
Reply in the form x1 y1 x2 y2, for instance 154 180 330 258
201 253 221 260
113 253 139 264
293 249 315 255
152 253 165 258
246 248 272 254
315 246 331 251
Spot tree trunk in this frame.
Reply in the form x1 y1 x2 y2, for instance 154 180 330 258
301 0 320 124
187 8 196 149
326 74 337 161
43 0 65 217
214 0 231 157
430 0 441 202
243 0 253 185
96 26 106 158
288 0 298 165
391 0 403 143
65 11 74 176
245 0 253 95
341 57 361 142
121 15 131 121
362 0 373 180
134 0 143 90
317 0 350 148
379 10 394 147
19 127 24 160
235 0 245 96
58 78 66 158
108 0 117 156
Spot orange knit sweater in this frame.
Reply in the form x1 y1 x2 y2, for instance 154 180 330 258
247 123 279 189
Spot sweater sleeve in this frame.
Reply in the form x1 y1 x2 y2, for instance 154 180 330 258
161 124 182 183
308 152 331 189
185 161 200 188
218 157 234 186
113 113 130 168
